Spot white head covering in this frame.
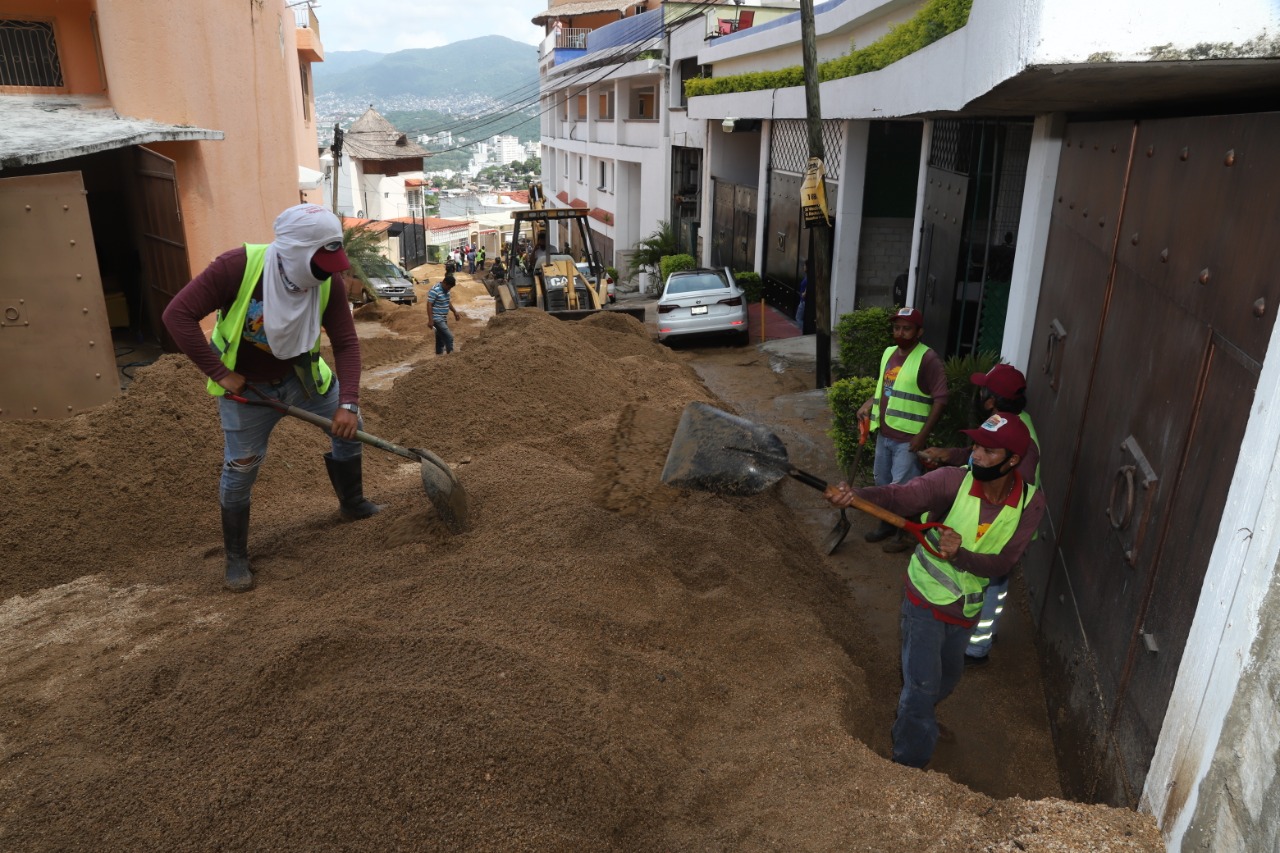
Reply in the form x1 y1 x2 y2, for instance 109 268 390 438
261 204 344 360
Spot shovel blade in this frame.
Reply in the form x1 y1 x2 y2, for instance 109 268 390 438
411 448 472 534
661 402 790 496
823 509 852 555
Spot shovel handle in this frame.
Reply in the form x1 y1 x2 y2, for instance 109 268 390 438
789 467 953 560
225 392 420 463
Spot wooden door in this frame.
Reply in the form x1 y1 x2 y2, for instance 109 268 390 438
133 146 191 351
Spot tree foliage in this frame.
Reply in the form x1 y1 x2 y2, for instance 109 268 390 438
629 220 680 276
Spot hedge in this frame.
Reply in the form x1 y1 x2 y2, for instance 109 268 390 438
685 0 973 99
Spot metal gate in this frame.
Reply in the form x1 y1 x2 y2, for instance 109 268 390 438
133 146 190 352
916 166 968 353
0 171 119 419
1024 113 1280 805
711 179 756 272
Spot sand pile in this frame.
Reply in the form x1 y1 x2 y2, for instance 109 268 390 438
0 309 1160 851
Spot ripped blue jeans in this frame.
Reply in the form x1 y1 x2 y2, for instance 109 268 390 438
217 373 362 510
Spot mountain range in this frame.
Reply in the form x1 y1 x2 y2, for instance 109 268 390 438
314 36 539 101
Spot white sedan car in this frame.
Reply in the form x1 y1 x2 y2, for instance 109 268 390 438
656 268 749 344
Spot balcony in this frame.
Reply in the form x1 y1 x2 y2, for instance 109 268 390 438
294 3 323 62
541 27 593 67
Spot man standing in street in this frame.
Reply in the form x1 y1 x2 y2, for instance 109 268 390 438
827 412 1044 768
427 273 460 355
476 244 486 271
162 204 382 593
857 307 949 552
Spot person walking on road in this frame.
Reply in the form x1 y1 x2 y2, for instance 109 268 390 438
827 412 1044 768
161 203 382 593
857 307 949 552
476 245 486 271
428 274 461 355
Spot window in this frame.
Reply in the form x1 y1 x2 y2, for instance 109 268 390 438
575 93 588 120
563 152 569 174
299 62 311 121
597 90 614 120
0 20 64 87
675 59 698 108
598 161 612 191
577 156 584 182
630 86 655 120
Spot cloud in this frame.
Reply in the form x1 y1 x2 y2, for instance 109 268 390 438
313 0 547 53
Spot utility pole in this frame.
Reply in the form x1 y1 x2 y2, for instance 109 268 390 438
330 123 344 216
799 0 832 388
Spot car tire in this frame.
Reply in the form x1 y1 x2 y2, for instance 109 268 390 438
736 328 751 347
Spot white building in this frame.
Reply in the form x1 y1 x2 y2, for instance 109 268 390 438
491 134 528 167
323 107 429 220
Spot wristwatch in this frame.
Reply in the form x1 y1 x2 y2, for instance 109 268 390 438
339 403 360 415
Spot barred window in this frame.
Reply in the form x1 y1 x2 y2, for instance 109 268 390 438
0 20 64 88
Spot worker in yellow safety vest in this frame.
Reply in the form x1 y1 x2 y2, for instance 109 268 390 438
162 204 382 594
827 411 1046 768
856 307 949 553
918 363 1042 666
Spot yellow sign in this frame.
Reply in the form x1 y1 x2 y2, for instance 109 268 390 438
801 157 831 228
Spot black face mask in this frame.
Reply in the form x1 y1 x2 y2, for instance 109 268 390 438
970 454 1010 482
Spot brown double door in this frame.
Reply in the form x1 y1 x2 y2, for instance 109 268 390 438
1024 113 1280 805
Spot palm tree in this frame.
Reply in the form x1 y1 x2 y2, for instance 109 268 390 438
342 222 385 303
628 220 679 278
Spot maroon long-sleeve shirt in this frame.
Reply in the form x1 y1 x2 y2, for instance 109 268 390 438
162 247 361 406
855 466 1045 622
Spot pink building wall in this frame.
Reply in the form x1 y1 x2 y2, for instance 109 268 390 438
89 0 316 267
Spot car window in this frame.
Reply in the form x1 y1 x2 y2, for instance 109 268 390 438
365 260 399 278
665 273 728 295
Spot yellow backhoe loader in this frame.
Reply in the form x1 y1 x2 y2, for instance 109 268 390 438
485 183 645 323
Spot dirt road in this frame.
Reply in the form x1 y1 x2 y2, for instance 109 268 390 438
0 270 1160 851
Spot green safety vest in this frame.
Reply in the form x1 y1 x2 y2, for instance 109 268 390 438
1018 410 1041 487
908 472 1037 618
204 244 334 397
871 344 933 434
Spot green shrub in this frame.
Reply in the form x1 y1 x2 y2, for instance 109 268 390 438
686 0 973 99
604 266 620 283
827 376 878 482
659 253 697 283
734 270 763 303
933 350 1003 448
834 306 895 378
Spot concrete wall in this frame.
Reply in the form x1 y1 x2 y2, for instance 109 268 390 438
854 217 912 306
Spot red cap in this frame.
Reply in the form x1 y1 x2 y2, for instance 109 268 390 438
311 245 351 274
961 412 1030 457
971 364 1026 399
891 307 923 328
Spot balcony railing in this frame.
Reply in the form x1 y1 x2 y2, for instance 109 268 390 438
293 2 320 40
557 27 590 49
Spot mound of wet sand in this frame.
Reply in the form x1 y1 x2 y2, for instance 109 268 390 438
0 310 1159 851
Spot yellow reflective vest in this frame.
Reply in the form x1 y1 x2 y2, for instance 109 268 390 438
908 472 1036 618
871 343 933 435
204 244 334 397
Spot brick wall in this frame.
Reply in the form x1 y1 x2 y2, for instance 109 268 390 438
854 217 914 307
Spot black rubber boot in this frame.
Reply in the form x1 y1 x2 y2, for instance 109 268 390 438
221 504 255 593
864 520 895 543
324 453 384 519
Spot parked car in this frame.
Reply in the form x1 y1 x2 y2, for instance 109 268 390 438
656 267 748 344
363 259 418 305
575 262 616 303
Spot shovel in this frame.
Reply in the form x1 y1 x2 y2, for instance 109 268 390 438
823 416 870 555
661 402 951 558
226 391 471 534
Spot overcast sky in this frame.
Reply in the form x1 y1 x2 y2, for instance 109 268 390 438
313 0 548 53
